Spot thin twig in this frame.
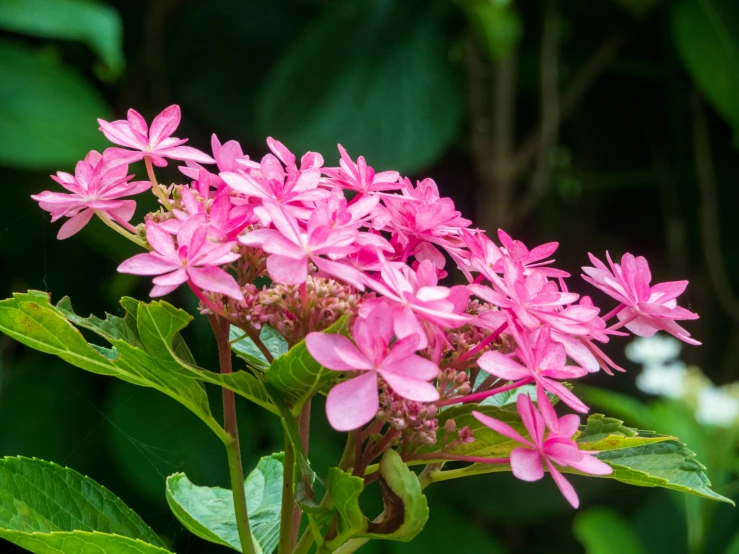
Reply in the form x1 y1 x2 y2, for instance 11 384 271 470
514 9 561 222
512 29 629 180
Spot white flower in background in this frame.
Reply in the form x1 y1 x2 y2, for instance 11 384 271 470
636 361 688 399
695 386 739 428
626 334 681 366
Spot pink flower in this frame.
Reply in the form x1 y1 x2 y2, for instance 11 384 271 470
477 323 589 412
180 134 252 191
582 252 700 345
239 201 364 289
98 105 215 168
323 145 401 194
220 147 331 217
364 257 471 350
472 393 612 508
469 258 581 334
118 217 242 299
32 150 150 239
497 230 569 278
266 137 323 174
306 303 439 431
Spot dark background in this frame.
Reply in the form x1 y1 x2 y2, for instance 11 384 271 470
1 0 738 552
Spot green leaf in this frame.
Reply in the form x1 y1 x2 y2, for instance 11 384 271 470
256 0 463 174
323 469 366 549
479 382 560 408
265 315 349 416
590 439 735 505
0 456 166 553
0 0 124 76
321 450 429 551
364 449 429 542
230 325 288 371
0 292 225 440
166 453 284 554
3 531 172 554
672 0 739 144
576 414 675 451
0 41 111 169
573 507 646 554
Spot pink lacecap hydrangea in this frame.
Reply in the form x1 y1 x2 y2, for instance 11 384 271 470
32 104 702 508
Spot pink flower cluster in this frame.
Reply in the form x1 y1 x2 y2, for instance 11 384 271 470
33 105 702 508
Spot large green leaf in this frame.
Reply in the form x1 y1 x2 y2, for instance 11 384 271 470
0 456 167 553
423 405 732 504
0 291 226 440
0 0 124 75
0 41 111 169
591 439 734 505
256 0 463 174
672 0 739 143
264 315 349 416
166 453 284 553
573 507 646 554
4 532 172 554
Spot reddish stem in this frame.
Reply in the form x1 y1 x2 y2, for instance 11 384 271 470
601 303 626 323
409 453 509 464
436 377 533 407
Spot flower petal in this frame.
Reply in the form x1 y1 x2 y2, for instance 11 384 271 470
510 447 544 482
306 333 372 371
325 372 379 431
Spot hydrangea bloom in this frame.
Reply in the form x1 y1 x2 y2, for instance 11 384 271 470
32 150 150 239
306 303 439 431
582 252 700 345
472 394 612 508
99 105 215 168
31 104 704 511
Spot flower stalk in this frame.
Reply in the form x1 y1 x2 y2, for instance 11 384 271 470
209 314 257 554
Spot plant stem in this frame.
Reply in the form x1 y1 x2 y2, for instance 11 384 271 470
334 538 369 553
209 315 257 554
436 377 532 407
144 155 174 211
292 530 315 554
278 434 297 554
94 211 149 249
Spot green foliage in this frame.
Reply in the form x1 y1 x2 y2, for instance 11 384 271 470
0 41 110 169
166 453 284 553
672 0 739 144
574 507 646 554
0 291 226 439
458 0 522 60
230 325 288 371
0 0 124 76
264 315 349 416
0 456 168 553
591 439 734 505
317 450 429 551
256 0 463 174
425 404 732 504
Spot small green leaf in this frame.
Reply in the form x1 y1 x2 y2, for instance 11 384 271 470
0 0 124 75
0 41 111 169
166 453 284 553
573 507 646 554
0 456 166 553
265 315 350 416
672 0 739 144
576 414 674 451
364 449 429 542
230 325 287 371
324 469 366 549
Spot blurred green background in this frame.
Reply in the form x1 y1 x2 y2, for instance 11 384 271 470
1 0 738 552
